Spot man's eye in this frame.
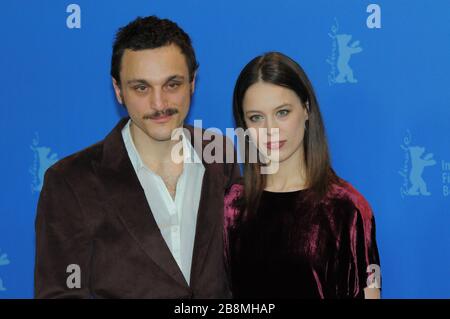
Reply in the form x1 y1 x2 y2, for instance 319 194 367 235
249 115 263 122
134 85 147 92
277 109 290 117
166 82 181 90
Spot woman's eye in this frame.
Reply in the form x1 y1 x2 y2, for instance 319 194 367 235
277 109 290 117
249 115 263 122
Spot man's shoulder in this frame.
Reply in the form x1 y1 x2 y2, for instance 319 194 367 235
44 117 129 184
183 124 237 163
47 139 105 180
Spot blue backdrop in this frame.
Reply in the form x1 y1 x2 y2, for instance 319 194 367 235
1 0 449 298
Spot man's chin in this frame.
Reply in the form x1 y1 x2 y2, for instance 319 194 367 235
145 132 175 142
140 118 185 140
146 128 183 142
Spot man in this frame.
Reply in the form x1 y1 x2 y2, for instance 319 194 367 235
34 16 240 298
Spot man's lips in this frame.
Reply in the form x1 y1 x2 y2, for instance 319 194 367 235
150 114 173 123
266 140 286 150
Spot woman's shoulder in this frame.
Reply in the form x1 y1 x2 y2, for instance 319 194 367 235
326 179 375 221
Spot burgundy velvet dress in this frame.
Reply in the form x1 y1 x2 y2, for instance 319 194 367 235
224 181 381 299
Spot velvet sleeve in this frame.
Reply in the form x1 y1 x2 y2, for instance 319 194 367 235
337 200 381 298
34 167 92 298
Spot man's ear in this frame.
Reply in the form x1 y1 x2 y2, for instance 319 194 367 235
190 72 197 95
112 77 123 104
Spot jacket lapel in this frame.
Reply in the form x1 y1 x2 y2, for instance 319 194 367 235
183 125 223 287
96 117 188 287
96 118 224 289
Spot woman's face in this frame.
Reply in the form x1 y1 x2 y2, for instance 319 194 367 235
242 81 308 164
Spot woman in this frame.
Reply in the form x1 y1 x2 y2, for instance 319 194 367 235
224 52 381 299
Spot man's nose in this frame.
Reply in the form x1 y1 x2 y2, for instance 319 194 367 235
150 88 167 111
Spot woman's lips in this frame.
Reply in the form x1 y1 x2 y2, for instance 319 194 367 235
266 140 286 150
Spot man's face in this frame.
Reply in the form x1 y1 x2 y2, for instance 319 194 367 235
112 44 195 142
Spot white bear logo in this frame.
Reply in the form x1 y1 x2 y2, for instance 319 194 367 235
0 249 10 291
30 133 59 193
407 146 436 196
335 34 363 83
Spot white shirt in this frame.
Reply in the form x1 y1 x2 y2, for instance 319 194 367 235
121 119 205 285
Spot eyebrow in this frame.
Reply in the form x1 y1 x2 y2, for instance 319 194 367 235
126 75 186 86
245 103 292 114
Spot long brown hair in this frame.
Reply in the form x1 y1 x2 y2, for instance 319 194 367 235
232 52 339 219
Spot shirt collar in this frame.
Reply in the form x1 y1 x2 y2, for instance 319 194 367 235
121 119 203 174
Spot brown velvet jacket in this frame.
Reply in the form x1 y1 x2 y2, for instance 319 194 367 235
34 117 240 298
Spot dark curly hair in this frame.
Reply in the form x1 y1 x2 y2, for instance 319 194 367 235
111 15 199 84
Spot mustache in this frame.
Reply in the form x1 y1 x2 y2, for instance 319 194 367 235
143 108 179 120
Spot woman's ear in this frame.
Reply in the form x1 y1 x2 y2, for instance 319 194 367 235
304 103 309 121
